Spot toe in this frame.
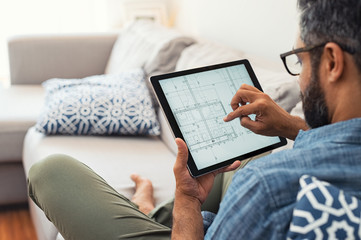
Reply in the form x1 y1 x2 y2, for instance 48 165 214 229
130 174 140 183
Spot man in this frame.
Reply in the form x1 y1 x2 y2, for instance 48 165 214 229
28 0 361 239
172 0 361 238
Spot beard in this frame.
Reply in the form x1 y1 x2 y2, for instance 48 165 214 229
301 67 330 129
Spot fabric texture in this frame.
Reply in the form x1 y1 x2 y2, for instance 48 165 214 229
287 175 361 240
143 36 195 76
175 41 244 71
8 34 117 85
255 68 300 113
105 20 195 75
35 69 160 136
0 85 44 162
204 118 361 239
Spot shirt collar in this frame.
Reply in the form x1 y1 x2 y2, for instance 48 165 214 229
294 118 361 148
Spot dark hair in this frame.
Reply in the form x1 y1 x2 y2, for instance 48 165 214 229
298 0 361 71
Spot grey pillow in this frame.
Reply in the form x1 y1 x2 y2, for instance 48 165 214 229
144 37 195 106
105 20 195 75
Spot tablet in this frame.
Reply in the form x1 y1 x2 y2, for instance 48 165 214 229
150 59 287 177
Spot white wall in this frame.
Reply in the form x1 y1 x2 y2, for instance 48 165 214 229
0 0 299 85
169 0 299 68
0 0 110 86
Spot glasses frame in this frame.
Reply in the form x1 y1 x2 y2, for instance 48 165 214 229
280 42 356 76
280 43 326 76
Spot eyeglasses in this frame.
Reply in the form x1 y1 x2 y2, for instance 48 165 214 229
280 43 325 76
280 42 356 76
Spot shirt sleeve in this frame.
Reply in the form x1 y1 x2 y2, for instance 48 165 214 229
204 166 276 239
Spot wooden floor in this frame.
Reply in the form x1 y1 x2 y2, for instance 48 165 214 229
0 204 37 240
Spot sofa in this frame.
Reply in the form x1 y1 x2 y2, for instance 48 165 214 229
5 21 303 240
0 30 119 206
0 85 43 205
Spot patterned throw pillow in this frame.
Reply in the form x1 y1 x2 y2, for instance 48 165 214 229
35 69 160 136
287 175 361 240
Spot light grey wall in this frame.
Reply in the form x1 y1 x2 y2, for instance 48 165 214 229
169 0 299 68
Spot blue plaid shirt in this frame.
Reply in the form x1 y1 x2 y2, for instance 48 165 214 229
203 118 361 239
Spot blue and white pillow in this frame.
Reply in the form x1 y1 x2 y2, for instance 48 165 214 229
36 69 160 136
287 175 361 240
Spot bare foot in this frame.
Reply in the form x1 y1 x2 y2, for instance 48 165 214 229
130 174 155 215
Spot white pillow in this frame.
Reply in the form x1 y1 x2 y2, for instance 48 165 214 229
175 41 244 71
290 101 304 119
255 68 301 113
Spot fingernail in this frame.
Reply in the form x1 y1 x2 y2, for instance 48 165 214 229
175 138 182 146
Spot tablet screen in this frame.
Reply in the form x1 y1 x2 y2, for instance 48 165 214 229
151 60 286 177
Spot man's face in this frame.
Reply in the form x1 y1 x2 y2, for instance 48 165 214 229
295 36 330 129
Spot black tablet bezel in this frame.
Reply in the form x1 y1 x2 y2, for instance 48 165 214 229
150 59 287 177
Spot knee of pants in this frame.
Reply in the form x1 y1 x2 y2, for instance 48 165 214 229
28 154 79 199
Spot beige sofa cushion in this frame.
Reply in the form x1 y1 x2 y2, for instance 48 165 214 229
8 34 117 85
0 85 44 162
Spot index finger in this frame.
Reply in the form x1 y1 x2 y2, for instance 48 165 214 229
224 101 258 122
229 86 261 111
239 83 262 92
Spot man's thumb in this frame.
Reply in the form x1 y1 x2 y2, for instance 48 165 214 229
175 138 188 165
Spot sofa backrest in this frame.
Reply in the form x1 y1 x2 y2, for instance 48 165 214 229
8 33 117 85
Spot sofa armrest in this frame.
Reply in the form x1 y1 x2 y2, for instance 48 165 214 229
8 33 118 85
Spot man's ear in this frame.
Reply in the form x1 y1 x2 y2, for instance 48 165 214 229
323 42 345 82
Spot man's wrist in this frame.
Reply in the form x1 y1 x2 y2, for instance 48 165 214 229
172 190 203 239
174 190 202 210
284 115 308 140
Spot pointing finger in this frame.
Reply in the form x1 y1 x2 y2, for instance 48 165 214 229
229 88 260 111
224 102 258 122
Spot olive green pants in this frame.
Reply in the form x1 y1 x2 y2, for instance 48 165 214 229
28 153 266 240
